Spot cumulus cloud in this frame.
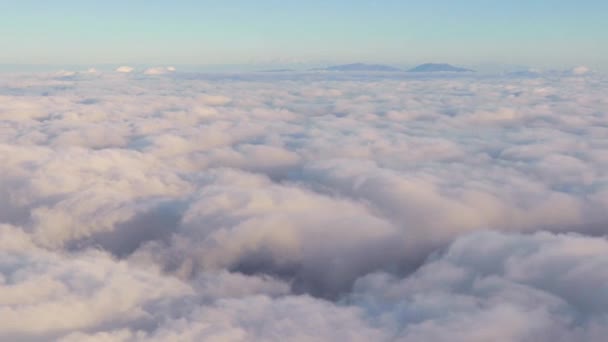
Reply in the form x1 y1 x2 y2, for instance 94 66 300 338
350 231 608 342
0 70 607 340
116 66 134 73
143 66 176 75
572 65 591 75
55 70 77 77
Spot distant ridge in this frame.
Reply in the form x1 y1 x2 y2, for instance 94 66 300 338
506 69 542 77
260 69 296 73
317 63 402 72
408 63 473 73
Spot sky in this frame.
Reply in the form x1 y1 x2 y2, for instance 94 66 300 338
1 0 607 69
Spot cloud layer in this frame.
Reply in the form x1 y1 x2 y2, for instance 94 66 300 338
1 70 607 341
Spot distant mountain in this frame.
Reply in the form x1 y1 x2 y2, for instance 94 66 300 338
318 63 402 72
260 69 296 73
506 69 542 78
408 63 473 73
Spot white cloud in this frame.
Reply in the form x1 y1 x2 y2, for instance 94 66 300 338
572 65 591 75
143 66 176 75
116 66 134 73
350 231 608 341
55 70 77 77
0 70 607 340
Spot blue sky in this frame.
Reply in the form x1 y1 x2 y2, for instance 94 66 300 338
1 0 606 68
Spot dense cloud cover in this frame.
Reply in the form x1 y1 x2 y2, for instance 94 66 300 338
1 69 607 341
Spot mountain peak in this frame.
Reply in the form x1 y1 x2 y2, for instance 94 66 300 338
408 63 473 73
